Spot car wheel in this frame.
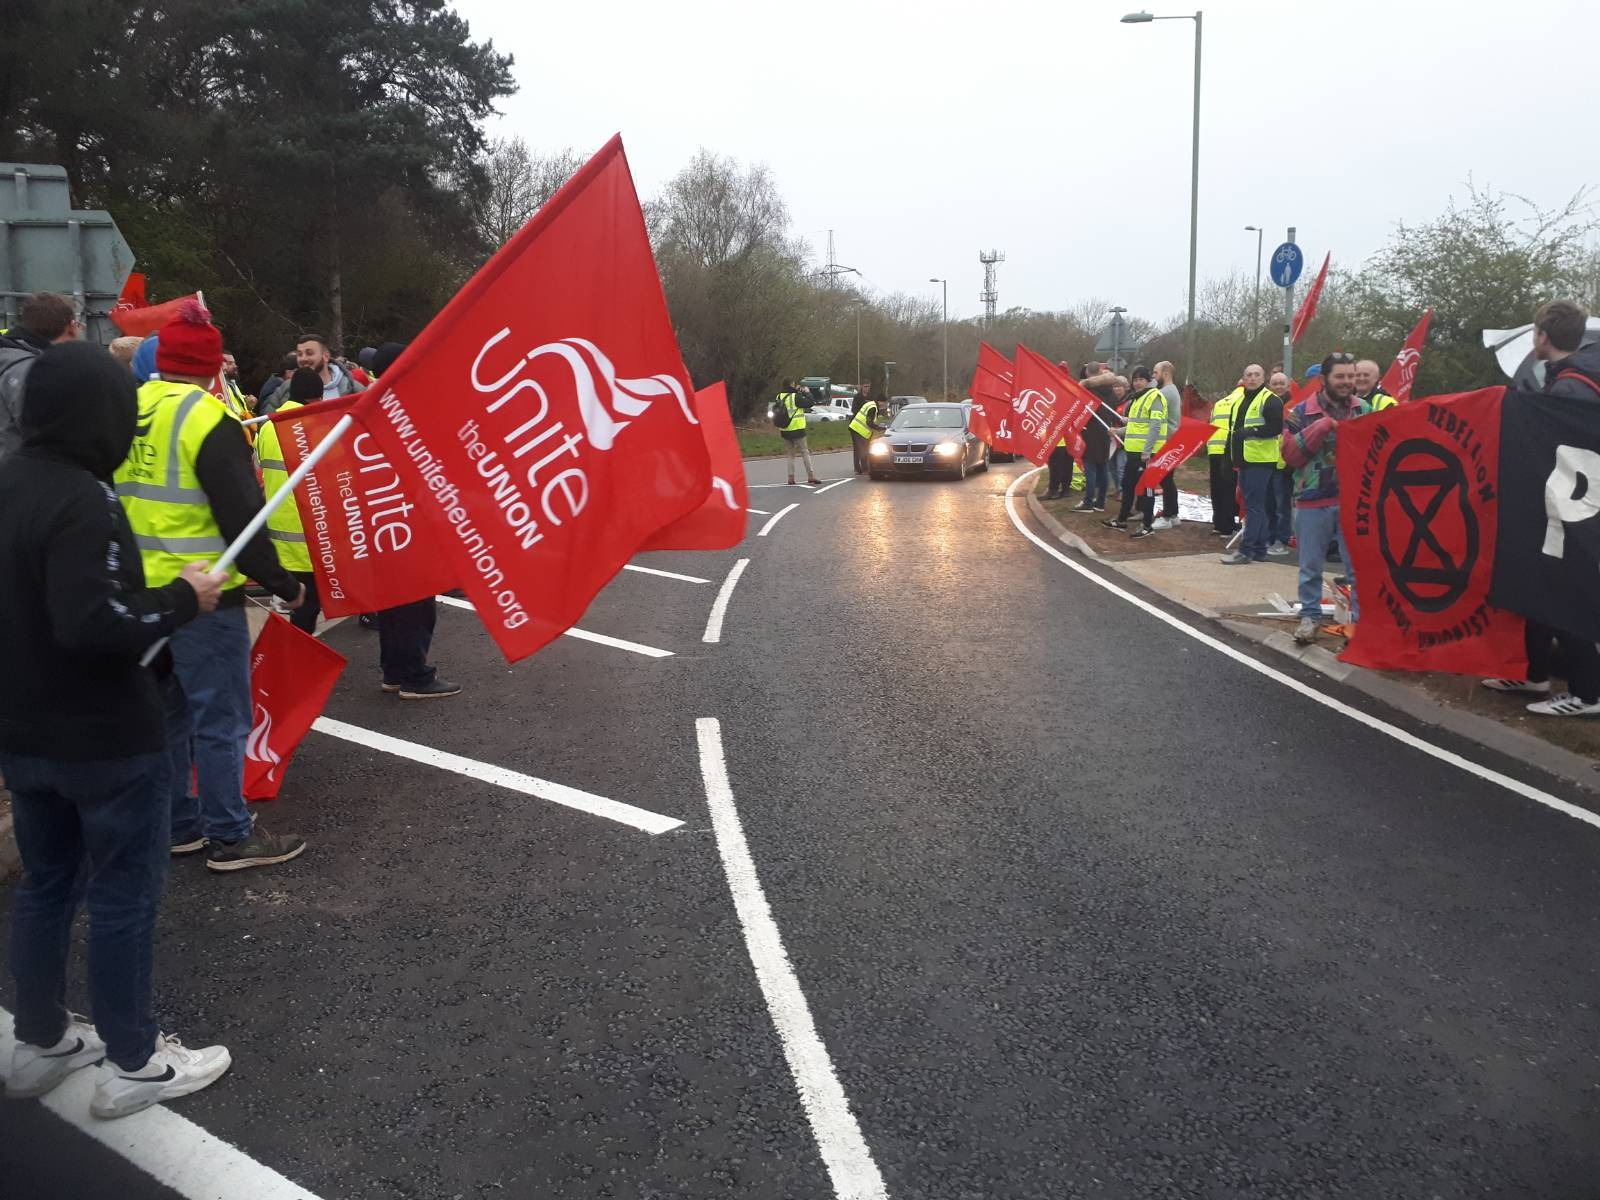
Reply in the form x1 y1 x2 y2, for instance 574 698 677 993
981 448 991 472
954 456 967 481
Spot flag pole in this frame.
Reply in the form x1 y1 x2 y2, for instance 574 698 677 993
139 412 358 666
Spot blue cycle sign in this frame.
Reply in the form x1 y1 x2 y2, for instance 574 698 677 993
1272 242 1304 288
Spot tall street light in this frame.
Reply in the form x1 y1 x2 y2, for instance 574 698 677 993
1244 223 1263 339
1122 9 1202 384
929 277 948 400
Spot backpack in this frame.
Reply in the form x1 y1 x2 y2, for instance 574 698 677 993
771 394 791 429
0 344 41 461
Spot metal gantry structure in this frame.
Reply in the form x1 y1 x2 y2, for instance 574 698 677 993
979 249 1004 325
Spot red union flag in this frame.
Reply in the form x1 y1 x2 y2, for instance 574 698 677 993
244 615 346 801
1379 309 1433 404
1336 388 1525 676
272 397 456 617
110 292 203 338
640 382 747 552
1011 345 1096 465
970 344 1016 450
354 136 710 662
1135 416 1213 492
1290 252 1331 345
113 272 146 313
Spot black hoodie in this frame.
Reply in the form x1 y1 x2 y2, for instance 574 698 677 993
0 342 199 760
1544 343 1600 403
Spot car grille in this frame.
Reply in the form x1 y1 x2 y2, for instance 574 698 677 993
901 443 930 453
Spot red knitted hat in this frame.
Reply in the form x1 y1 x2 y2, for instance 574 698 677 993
155 299 223 377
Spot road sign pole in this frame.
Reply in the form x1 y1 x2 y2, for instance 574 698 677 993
1283 225 1296 382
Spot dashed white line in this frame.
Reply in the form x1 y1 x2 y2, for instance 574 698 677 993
0 1010 324 1199
624 563 711 584
314 717 683 834
756 504 799 537
812 478 853 495
1004 467 1600 833
703 558 750 644
436 595 673 658
694 718 887 1199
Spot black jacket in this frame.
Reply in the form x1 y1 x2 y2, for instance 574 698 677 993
1544 345 1600 402
0 343 199 760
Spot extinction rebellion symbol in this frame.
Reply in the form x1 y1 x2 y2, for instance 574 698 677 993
1376 438 1478 613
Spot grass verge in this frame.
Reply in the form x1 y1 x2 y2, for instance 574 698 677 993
737 422 854 458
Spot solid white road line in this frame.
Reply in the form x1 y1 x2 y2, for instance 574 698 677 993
757 504 799 538
313 717 683 835
623 563 712 584
0 1012 323 1200
812 478 853 495
436 595 673 658
703 558 750 644
747 508 773 516
1004 468 1600 833
694 719 887 1200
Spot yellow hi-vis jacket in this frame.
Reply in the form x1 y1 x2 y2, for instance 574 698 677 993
848 398 879 438
1368 389 1398 412
1208 389 1242 455
780 391 806 433
253 401 310 573
1122 387 1168 454
114 380 245 590
1235 387 1285 466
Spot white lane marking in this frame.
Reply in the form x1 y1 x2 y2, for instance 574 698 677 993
1004 468 1600 833
694 719 887 1199
436 595 673 658
314 717 683 835
812 478 853 495
703 558 750 644
623 563 711 584
747 483 796 489
757 504 799 538
0 1012 323 1200
747 508 772 516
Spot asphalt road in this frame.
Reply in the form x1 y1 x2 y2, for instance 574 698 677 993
5 449 1600 1199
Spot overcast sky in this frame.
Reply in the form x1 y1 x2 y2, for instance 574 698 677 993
453 0 1596 326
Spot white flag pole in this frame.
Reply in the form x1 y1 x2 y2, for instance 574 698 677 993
139 411 358 667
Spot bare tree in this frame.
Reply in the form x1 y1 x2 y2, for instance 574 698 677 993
473 137 583 250
653 150 790 268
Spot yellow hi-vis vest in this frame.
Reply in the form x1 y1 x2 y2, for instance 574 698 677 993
254 401 310 573
114 380 245 590
1236 388 1284 465
780 391 806 433
848 398 878 438
1122 387 1168 454
1369 389 1398 412
1208 389 1242 455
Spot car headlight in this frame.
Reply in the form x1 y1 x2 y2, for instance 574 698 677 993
933 441 961 456
869 441 891 456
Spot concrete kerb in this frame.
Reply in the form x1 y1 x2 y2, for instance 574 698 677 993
1024 490 1600 795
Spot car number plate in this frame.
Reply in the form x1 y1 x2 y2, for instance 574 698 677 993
893 455 924 464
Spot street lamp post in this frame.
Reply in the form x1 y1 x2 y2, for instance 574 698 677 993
1122 10 1202 384
884 360 896 403
929 277 948 400
1244 223 1263 340
1109 305 1128 371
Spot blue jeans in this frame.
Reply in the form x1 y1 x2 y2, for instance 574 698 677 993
1295 503 1357 620
1239 464 1274 560
166 607 253 845
1083 460 1109 506
4 751 167 1071
1109 448 1127 494
1265 467 1294 545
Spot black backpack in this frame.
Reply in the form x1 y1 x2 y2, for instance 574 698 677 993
771 394 791 429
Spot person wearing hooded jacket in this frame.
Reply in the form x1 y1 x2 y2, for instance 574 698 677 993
0 341 236 1118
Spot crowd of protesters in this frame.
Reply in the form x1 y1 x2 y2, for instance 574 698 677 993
0 292 460 1121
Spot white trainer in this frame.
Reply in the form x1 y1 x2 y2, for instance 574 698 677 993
1480 677 1552 695
1151 517 1174 530
89 1033 231 1120
1526 692 1600 718
6 1016 105 1099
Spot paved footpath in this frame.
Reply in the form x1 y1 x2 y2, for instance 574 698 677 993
4 452 1599 1199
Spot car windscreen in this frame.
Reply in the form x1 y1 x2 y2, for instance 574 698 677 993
889 409 964 430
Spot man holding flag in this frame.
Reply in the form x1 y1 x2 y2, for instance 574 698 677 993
1103 365 1167 539
114 301 308 870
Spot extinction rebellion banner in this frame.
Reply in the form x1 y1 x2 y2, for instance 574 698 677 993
1337 388 1527 676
